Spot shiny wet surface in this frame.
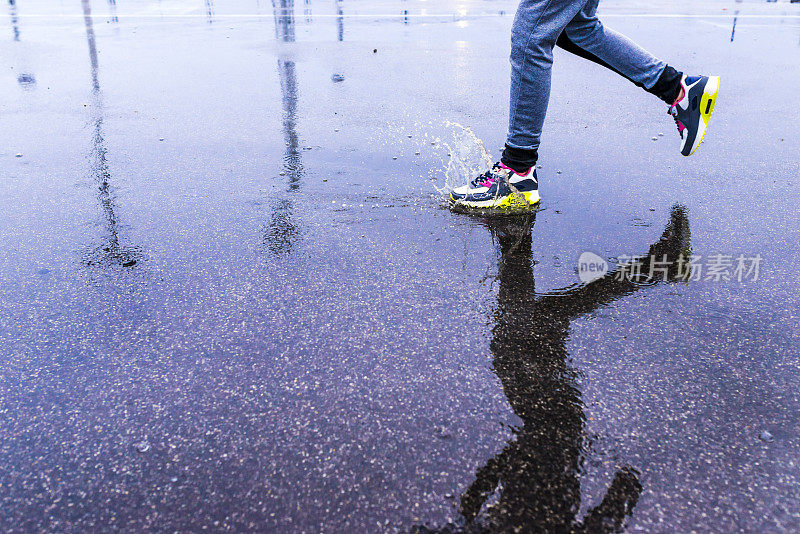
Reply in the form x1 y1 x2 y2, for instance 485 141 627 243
2 0 800 531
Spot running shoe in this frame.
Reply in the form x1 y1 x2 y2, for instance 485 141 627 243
450 163 540 210
670 74 720 156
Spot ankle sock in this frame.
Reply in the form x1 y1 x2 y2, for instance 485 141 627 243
649 65 683 105
501 145 537 175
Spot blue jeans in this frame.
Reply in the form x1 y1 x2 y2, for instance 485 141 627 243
506 0 669 153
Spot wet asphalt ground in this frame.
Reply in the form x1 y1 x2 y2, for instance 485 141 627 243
2 0 800 531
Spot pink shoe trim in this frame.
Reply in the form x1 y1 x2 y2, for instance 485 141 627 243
499 162 532 177
671 79 688 107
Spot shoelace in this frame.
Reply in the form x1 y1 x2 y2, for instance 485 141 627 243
471 164 503 188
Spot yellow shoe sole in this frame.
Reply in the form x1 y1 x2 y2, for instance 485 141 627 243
449 190 540 213
687 76 720 156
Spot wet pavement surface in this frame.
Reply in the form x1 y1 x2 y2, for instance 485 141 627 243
2 0 800 531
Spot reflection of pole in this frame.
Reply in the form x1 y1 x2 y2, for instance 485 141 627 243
107 0 118 23
263 0 302 256
81 0 142 270
8 0 19 41
83 0 100 91
335 0 343 41
453 206 691 532
8 0 36 87
730 14 737 42
273 0 300 190
273 0 295 41
730 0 742 42
205 0 214 24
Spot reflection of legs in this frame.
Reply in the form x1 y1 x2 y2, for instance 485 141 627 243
502 0 683 173
459 214 660 531
581 466 643 532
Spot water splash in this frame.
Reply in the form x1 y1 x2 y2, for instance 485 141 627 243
431 121 494 196
342 118 534 213
427 123 537 214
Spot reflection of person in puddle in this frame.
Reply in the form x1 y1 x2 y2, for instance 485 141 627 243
459 206 690 532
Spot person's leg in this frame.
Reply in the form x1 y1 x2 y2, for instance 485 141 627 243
556 0 719 157
556 33 682 104
501 0 591 174
557 0 682 104
452 0 718 208
501 0 689 173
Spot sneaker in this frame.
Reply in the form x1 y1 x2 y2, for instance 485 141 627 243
450 163 540 210
670 74 720 156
